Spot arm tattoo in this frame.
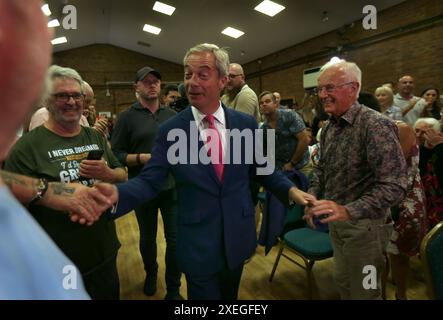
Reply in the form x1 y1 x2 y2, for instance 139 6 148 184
51 183 75 196
0 171 27 188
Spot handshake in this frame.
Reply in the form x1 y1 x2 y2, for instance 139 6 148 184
41 181 119 226
288 187 351 228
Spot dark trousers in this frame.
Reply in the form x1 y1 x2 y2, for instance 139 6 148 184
185 263 244 300
134 188 181 294
82 254 120 300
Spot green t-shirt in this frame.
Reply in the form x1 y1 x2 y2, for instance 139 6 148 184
5 126 121 274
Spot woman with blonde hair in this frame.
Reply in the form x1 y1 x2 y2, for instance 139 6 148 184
375 86 403 121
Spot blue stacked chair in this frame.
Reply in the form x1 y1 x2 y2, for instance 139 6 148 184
420 221 443 300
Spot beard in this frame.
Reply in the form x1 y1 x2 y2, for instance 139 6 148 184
226 86 241 100
138 91 159 102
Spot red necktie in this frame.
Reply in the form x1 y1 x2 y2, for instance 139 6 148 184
204 114 224 181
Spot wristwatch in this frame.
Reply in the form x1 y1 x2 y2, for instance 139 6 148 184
29 178 49 206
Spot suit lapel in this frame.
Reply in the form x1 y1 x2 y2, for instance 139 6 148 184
222 106 236 187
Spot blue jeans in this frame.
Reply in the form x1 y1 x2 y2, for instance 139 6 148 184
134 188 181 294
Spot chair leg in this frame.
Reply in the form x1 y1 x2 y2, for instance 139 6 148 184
269 242 284 282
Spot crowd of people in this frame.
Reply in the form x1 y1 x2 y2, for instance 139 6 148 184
1 0 442 300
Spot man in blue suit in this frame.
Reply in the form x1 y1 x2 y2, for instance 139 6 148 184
92 43 314 299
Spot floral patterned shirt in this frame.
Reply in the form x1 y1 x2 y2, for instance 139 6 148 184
309 103 408 220
261 109 310 170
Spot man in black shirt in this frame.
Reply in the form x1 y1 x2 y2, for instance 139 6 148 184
111 67 182 300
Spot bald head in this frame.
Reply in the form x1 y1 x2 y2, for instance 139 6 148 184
230 63 244 75
0 0 51 158
226 63 245 93
397 75 415 98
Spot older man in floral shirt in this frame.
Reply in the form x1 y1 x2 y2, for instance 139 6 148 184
305 60 407 299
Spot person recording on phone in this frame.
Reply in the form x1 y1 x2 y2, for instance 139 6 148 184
4 65 127 299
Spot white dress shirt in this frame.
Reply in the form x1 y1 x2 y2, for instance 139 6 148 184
191 103 227 162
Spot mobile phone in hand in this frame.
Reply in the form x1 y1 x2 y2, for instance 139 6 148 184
87 150 104 160
79 150 104 183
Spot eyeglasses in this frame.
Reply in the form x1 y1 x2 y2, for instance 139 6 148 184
228 74 242 79
316 82 355 94
52 92 84 103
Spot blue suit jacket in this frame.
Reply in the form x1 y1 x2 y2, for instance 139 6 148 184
113 106 294 276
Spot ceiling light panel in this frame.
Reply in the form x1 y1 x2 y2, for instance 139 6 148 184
41 4 51 16
143 24 162 35
51 37 67 45
153 1 176 16
254 0 285 17
221 27 245 39
48 19 60 28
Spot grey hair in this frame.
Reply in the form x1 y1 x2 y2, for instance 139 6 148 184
320 59 362 95
183 43 230 77
47 65 83 94
414 117 441 132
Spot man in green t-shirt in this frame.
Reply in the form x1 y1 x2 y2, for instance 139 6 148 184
5 65 127 300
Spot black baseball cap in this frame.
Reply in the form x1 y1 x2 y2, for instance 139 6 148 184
135 66 161 83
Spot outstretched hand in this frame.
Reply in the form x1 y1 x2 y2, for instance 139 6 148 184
41 182 114 225
68 182 118 225
288 186 316 206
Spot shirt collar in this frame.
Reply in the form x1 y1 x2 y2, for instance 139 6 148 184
263 109 281 126
191 102 225 128
330 102 361 126
133 101 165 112
394 93 415 101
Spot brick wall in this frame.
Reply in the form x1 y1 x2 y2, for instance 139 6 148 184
52 0 443 112
244 0 443 105
53 44 183 114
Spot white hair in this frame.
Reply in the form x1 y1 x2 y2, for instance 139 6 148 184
320 60 362 95
414 117 441 132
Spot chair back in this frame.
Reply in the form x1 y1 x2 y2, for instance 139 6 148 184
420 221 443 300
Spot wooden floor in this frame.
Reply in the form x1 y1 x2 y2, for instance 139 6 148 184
116 212 429 300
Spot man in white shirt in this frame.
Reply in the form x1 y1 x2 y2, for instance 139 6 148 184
393 75 421 126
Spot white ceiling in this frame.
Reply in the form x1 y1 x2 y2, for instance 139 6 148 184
49 0 405 65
